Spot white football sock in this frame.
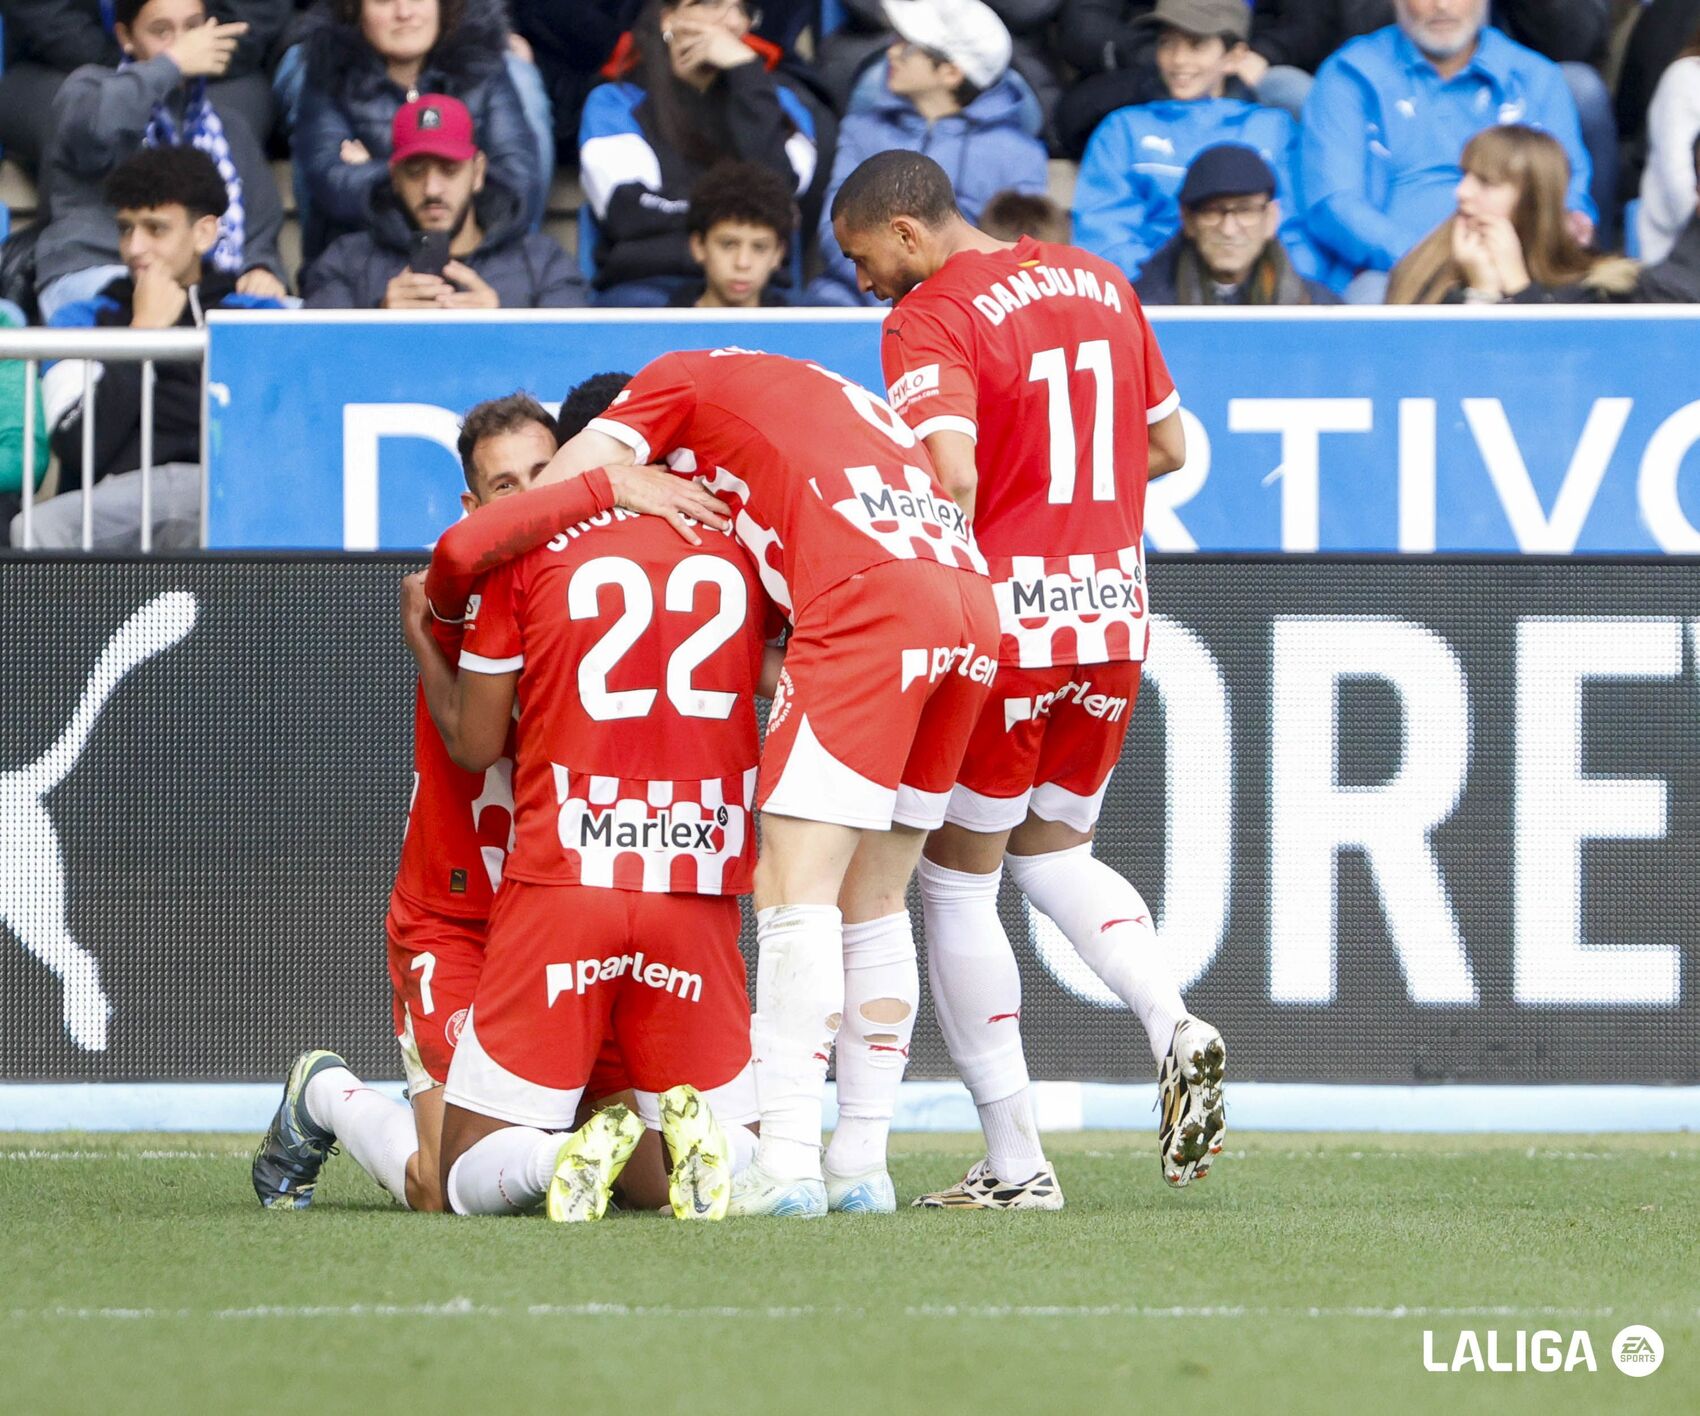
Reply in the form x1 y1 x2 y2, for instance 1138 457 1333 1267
728 1124 758 1177
444 1126 562 1215
918 857 1049 1180
823 912 918 1178
1005 844 1186 1065
750 903 844 1181
917 857 1032 1104
303 1066 416 1208
977 1092 1047 1183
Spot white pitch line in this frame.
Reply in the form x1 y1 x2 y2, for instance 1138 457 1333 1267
5 1147 1696 1165
8 1302 1665 1324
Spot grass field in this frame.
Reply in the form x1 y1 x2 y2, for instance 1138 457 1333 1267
2 1130 1695 1416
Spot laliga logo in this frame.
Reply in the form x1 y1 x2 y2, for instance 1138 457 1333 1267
1421 1325 1663 1376
0 593 198 1051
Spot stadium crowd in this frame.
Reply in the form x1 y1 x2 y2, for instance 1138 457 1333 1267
6 0 1700 534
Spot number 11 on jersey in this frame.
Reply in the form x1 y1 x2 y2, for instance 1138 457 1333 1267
1029 339 1115 505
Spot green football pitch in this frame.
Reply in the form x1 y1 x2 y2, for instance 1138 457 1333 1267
2 1130 1694 1416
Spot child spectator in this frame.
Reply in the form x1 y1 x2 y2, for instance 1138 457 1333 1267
978 188 1070 242
302 94 583 309
808 0 1048 306
1386 125 1635 304
578 0 833 306
14 147 285 549
34 0 287 323
1071 0 1316 282
0 0 285 171
670 160 795 308
293 0 545 263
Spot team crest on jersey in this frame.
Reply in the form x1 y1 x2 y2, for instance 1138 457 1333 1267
445 1008 468 1047
767 668 794 734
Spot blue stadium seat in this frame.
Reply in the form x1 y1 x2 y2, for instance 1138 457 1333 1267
1623 198 1642 259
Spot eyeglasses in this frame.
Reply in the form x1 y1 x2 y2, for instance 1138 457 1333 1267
1190 199 1271 229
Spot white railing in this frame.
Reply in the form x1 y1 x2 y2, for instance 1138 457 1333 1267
1 328 207 551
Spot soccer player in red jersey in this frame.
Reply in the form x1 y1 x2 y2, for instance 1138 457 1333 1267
253 382 722 1213
833 150 1227 1205
423 488 772 1220
541 349 999 1217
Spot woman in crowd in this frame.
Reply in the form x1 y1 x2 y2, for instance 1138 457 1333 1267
1387 126 1637 306
578 0 832 306
293 0 543 261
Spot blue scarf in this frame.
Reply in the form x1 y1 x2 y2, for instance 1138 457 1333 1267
140 75 247 274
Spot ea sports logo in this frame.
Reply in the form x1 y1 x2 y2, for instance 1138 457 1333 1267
1611 1326 1663 1377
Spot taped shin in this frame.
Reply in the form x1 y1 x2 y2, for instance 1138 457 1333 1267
750 903 844 1181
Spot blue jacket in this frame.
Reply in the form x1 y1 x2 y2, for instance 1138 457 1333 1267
812 77 1048 305
1300 24 1593 284
1070 97 1319 283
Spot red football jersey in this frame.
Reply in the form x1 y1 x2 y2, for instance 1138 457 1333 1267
881 236 1179 668
586 349 986 618
459 509 767 896
389 617 514 920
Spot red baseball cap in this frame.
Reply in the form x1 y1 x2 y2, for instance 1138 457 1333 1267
390 94 477 166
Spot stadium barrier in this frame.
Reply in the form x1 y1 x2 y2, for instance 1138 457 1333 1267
203 306 1700 553
1 554 1695 1131
1 327 206 551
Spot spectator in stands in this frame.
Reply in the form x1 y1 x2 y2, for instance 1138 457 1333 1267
1637 133 1700 302
669 160 794 307
1638 23 1700 265
578 0 832 306
979 188 1070 241
819 0 1064 133
302 94 582 308
1302 0 1595 303
807 0 1047 307
1057 0 1338 150
0 0 285 170
11 147 285 549
0 305 50 531
1618 0 1700 173
1386 124 1635 303
1071 0 1317 282
34 0 287 324
510 0 633 163
293 0 545 263
1136 142 1338 303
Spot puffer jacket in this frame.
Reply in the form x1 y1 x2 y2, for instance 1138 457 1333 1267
812 76 1048 306
1072 97 1320 282
36 55 285 289
302 176 585 308
578 58 830 291
294 0 539 260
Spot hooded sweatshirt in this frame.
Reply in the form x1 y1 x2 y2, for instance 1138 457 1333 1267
302 176 585 309
812 75 1048 306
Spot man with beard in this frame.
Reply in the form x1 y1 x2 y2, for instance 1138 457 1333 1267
304 93 584 310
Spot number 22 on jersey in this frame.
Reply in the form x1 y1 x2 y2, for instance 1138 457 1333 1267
568 553 748 723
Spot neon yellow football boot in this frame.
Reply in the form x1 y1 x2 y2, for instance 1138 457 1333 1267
545 1104 645 1222
659 1084 732 1221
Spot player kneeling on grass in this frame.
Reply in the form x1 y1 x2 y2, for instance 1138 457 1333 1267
417 437 776 1221
253 380 726 1214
